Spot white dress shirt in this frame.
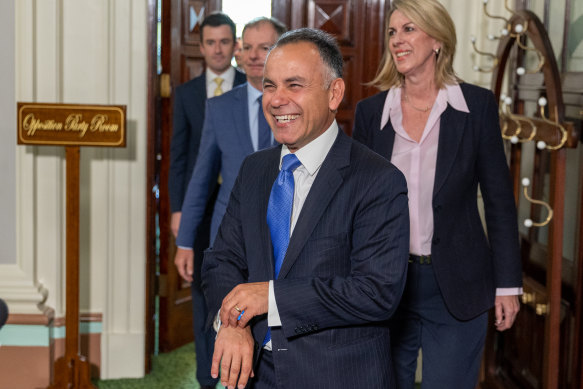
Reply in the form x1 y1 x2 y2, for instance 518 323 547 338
205 67 236 97
265 121 339 349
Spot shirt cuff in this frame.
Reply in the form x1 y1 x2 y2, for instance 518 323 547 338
268 280 281 327
213 309 221 335
177 246 193 250
496 287 523 296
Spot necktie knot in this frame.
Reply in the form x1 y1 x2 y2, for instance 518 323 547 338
213 77 224 96
281 153 301 173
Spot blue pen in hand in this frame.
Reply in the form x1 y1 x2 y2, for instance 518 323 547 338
237 310 245 321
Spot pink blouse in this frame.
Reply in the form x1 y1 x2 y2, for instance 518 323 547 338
381 84 469 256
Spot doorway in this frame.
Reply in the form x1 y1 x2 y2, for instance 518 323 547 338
145 0 390 373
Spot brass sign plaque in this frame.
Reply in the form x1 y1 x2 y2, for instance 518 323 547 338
17 102 126 147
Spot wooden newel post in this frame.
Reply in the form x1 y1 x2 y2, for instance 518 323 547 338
17 103 126 389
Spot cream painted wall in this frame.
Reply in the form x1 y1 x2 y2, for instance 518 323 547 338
0 1 16 267
1 0 149 379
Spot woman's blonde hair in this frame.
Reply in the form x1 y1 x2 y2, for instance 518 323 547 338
369 0 460 90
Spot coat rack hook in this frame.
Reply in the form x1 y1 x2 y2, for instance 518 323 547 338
521 177 553 228
537 97 568 150
471 36 499 73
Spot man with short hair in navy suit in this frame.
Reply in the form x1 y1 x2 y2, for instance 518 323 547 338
201 28 410 389
174 17 286 281
168 11 245 389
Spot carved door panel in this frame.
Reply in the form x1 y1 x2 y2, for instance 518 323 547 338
272 0 389 134
154 0 221 355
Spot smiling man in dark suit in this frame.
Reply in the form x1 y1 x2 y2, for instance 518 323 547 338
201 28 410 389
167 12 245 389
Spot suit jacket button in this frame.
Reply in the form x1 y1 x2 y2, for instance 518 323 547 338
434 205 442 213
433 237 440 245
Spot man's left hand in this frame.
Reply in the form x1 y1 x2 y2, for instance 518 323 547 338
494 295 520 331
220 282 269 328
211 325 255 389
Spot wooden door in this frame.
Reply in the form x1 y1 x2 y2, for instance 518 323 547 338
272 0 389 134
146 0 222 362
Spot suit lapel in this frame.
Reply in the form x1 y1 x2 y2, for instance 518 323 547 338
277 131 350 279
259 148 282 278
433 104 467 198
379 119 396 159
232 85 255 155
371 91 396 159
191 74 207 112
234 69 246 86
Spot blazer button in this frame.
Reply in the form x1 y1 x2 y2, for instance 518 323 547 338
433 237 440 245
434 205 442 213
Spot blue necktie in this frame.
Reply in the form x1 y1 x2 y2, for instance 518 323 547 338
257 95 272 149
264 153 302 345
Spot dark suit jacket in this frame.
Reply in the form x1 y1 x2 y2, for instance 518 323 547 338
353 83 522 321
176 83 263 247
202 129 410 388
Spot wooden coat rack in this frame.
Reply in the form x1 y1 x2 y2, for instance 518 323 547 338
473 3 581 388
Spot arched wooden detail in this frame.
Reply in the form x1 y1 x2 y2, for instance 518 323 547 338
491 11 578 149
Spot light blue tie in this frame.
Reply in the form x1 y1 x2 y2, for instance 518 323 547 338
264 153 301 345
257 95 272 149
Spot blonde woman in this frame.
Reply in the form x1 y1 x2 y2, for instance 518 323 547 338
353 0 522 387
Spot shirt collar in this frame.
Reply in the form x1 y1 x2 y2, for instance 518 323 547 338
247 82 263 103
206 66 235 86
380 83 470 129
279 120 338 176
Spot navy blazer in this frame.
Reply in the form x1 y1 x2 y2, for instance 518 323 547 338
176 83 265 247
353 83 522 320
202 130 410 388
169 70 246 213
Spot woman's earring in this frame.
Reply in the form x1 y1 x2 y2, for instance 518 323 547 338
434 48 440 56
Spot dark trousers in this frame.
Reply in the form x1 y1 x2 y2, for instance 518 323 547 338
192 185 220 387
390 261 488 389
191 282 218 387
249 349 276 389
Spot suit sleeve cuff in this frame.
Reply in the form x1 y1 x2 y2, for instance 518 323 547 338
496 287 523 296
268 280 281 327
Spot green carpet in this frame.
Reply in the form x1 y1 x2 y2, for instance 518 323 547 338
94 342 223 389
93 342 421 388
